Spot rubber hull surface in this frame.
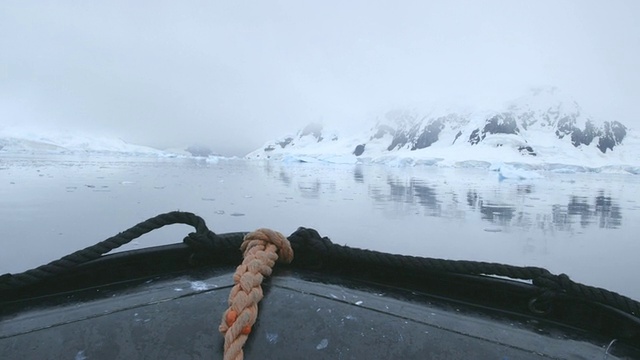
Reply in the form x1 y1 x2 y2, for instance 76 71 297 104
1 243 639 359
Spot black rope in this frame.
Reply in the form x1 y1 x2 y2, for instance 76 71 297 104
0 211 219 290
286 227 640 318
1 211 639 320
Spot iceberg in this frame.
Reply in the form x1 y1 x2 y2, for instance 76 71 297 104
496 164 543 180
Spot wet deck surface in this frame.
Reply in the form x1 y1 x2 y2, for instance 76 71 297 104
1 267 631 359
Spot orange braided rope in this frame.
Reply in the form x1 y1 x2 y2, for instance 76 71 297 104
219 228 294 360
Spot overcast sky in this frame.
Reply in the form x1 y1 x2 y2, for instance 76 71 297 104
1 1 639 155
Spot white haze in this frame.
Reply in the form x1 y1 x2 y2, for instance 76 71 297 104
1 1 639 156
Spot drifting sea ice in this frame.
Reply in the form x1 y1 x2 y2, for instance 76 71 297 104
494 163 544 180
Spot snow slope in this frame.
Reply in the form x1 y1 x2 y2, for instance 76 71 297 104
0 126 225 162
0 126 170 156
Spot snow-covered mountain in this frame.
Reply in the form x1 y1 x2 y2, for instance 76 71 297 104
0 127 221 159
246 87 640 172
0 130 165 156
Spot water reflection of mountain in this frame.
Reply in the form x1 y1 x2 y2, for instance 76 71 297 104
297 179 322 199
354 166 364 183
262 163 623 231
555 193 622 229
480 203 516 225
369 177 442 216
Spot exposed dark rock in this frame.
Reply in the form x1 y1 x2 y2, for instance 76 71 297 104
486 113 519 134
469 113 519 145
554 117 626 153
598 121 627 153
467 108 627 154
372 113 467 151
555 115 577 139
412 120 445 150
469 129 483 145
278 137 293 148
387 132 410 151
570 120 597 147
611 121 627 142
353 144 365 156
517 146 536 156
452 131 462 145
379 111 423 150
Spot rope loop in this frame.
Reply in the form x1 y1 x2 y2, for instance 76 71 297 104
240 228 294 264
0 211 216 290
219 228 293 360
287 227 334 269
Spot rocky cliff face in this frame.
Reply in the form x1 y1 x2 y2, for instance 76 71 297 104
359 87 628 157
376 111 463 151
555 118 626 153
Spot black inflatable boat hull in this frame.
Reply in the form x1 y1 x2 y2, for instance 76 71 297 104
2 242 639 359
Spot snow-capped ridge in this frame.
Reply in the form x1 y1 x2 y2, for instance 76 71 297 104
246 87 638 173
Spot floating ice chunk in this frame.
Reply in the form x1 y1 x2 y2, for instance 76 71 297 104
316 155 358 164
206 156 220 164
281 155 318 163
549 167 578 174
414 158 443 166
497 164 543 180
599 166 634 175
455 160 492 169
625 167 640 175
544 163 589 173
377 156 414 167
316 338 329 350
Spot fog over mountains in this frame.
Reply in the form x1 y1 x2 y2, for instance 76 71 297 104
247 87 638 172
2 87 639 173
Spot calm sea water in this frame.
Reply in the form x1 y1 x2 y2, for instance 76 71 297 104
1 154 639 300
